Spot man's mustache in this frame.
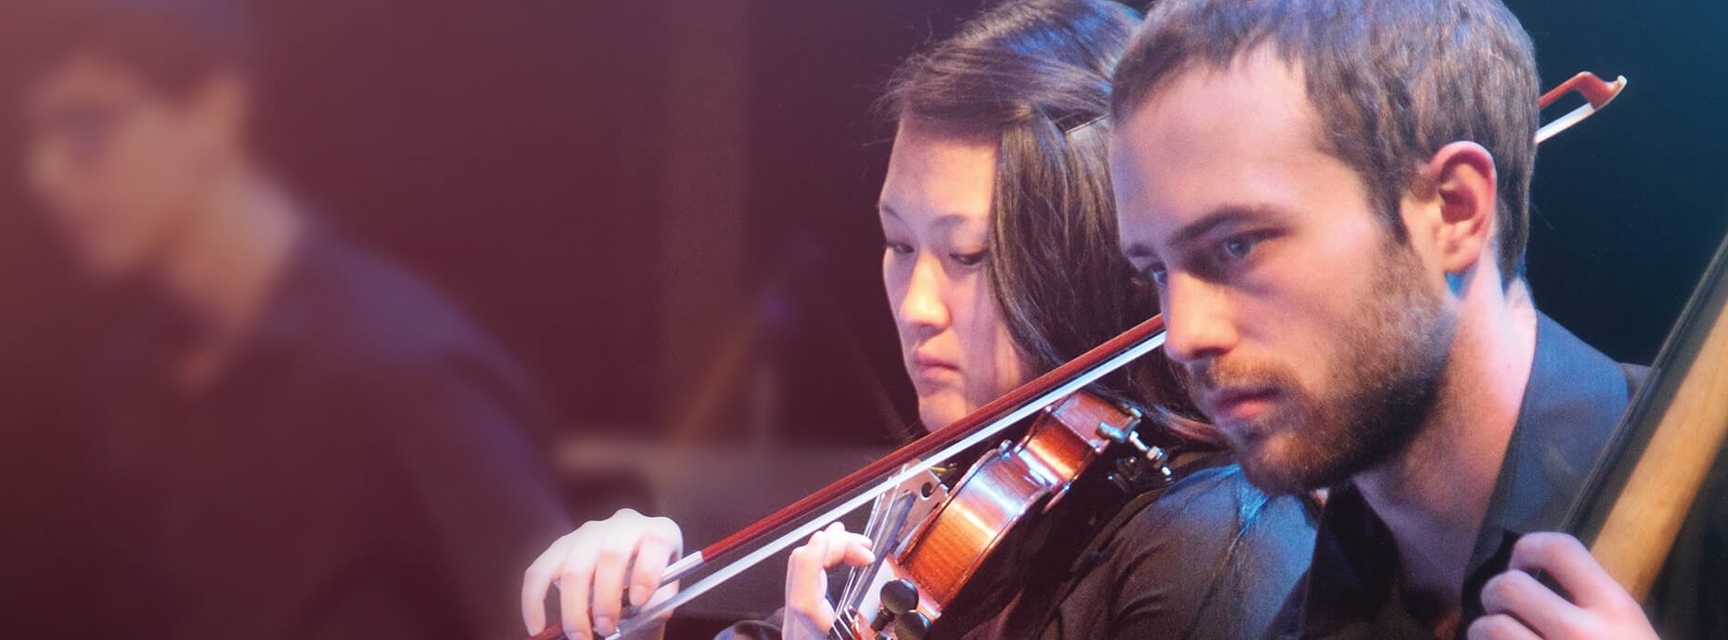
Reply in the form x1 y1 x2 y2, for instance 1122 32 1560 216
1181 358 1297 396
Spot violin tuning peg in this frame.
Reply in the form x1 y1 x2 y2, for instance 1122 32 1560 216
869 608 896 634
1109 398 1146 421
1099 422 1156 458
1096 422 1130 443
1097 424 1130 448
1106 471 1135 494
880 579 920 617
894 611 932 640
1108 456 1148 494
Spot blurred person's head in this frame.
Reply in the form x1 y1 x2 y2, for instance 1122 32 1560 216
1108 0 1539 493
877 0 1211 443
14 0 259 282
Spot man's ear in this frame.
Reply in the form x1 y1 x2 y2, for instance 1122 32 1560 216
1423 141 1498 275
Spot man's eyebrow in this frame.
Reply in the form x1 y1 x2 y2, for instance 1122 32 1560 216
1123 205 1278 262
1168 206 1273 249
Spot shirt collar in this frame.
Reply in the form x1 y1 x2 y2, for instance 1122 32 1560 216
1299 312 1633 639
1459 313 1632 620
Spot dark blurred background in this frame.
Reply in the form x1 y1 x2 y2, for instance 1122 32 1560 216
0 0 1722 630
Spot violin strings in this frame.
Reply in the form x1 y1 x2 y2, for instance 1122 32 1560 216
835 486 920 637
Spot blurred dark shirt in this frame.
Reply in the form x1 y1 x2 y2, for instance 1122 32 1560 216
82 221 570 640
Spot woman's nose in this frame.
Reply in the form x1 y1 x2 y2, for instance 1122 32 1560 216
898 256 950 337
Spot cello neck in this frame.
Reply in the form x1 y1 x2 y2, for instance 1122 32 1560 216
1561 230 1728 599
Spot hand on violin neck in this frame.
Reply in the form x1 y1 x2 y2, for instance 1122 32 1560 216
521 508 684 640
785 522 877 640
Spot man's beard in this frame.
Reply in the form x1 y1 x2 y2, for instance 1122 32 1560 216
1186 240 1456 494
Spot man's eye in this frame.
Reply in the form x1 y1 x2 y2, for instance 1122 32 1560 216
1222 238 1252 260
951 251 986 267
884 241 913 255
1144 263 1168 286
1220 233 1265 261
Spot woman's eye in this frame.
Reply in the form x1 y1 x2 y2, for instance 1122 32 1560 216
951 251 987 267
885 241 913 255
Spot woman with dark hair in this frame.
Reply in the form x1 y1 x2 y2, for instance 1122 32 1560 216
522 2 1314 639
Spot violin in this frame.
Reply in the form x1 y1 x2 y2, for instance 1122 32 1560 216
525 70 1628 640
828 391 1178 640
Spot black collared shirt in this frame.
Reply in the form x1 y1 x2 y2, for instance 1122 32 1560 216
79 223 571 640
1266 314 1640 640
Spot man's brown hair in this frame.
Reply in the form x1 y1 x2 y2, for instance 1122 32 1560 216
1112 0 1540 282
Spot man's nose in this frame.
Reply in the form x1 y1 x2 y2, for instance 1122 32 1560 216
1160 273 1239 365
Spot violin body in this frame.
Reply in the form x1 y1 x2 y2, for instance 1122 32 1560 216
835 392 1171 640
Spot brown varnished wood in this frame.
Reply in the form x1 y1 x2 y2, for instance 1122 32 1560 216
886 392 1139 625
1569 233 1728 599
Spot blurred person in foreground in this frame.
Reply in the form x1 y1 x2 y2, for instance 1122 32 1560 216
8 1 571 638
522 2 1317 639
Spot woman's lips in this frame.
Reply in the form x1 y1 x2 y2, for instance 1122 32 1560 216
910 354 960 386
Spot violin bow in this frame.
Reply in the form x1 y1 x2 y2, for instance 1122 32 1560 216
1536 71 1628 144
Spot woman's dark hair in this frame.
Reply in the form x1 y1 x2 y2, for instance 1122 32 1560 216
880 0 1220 447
